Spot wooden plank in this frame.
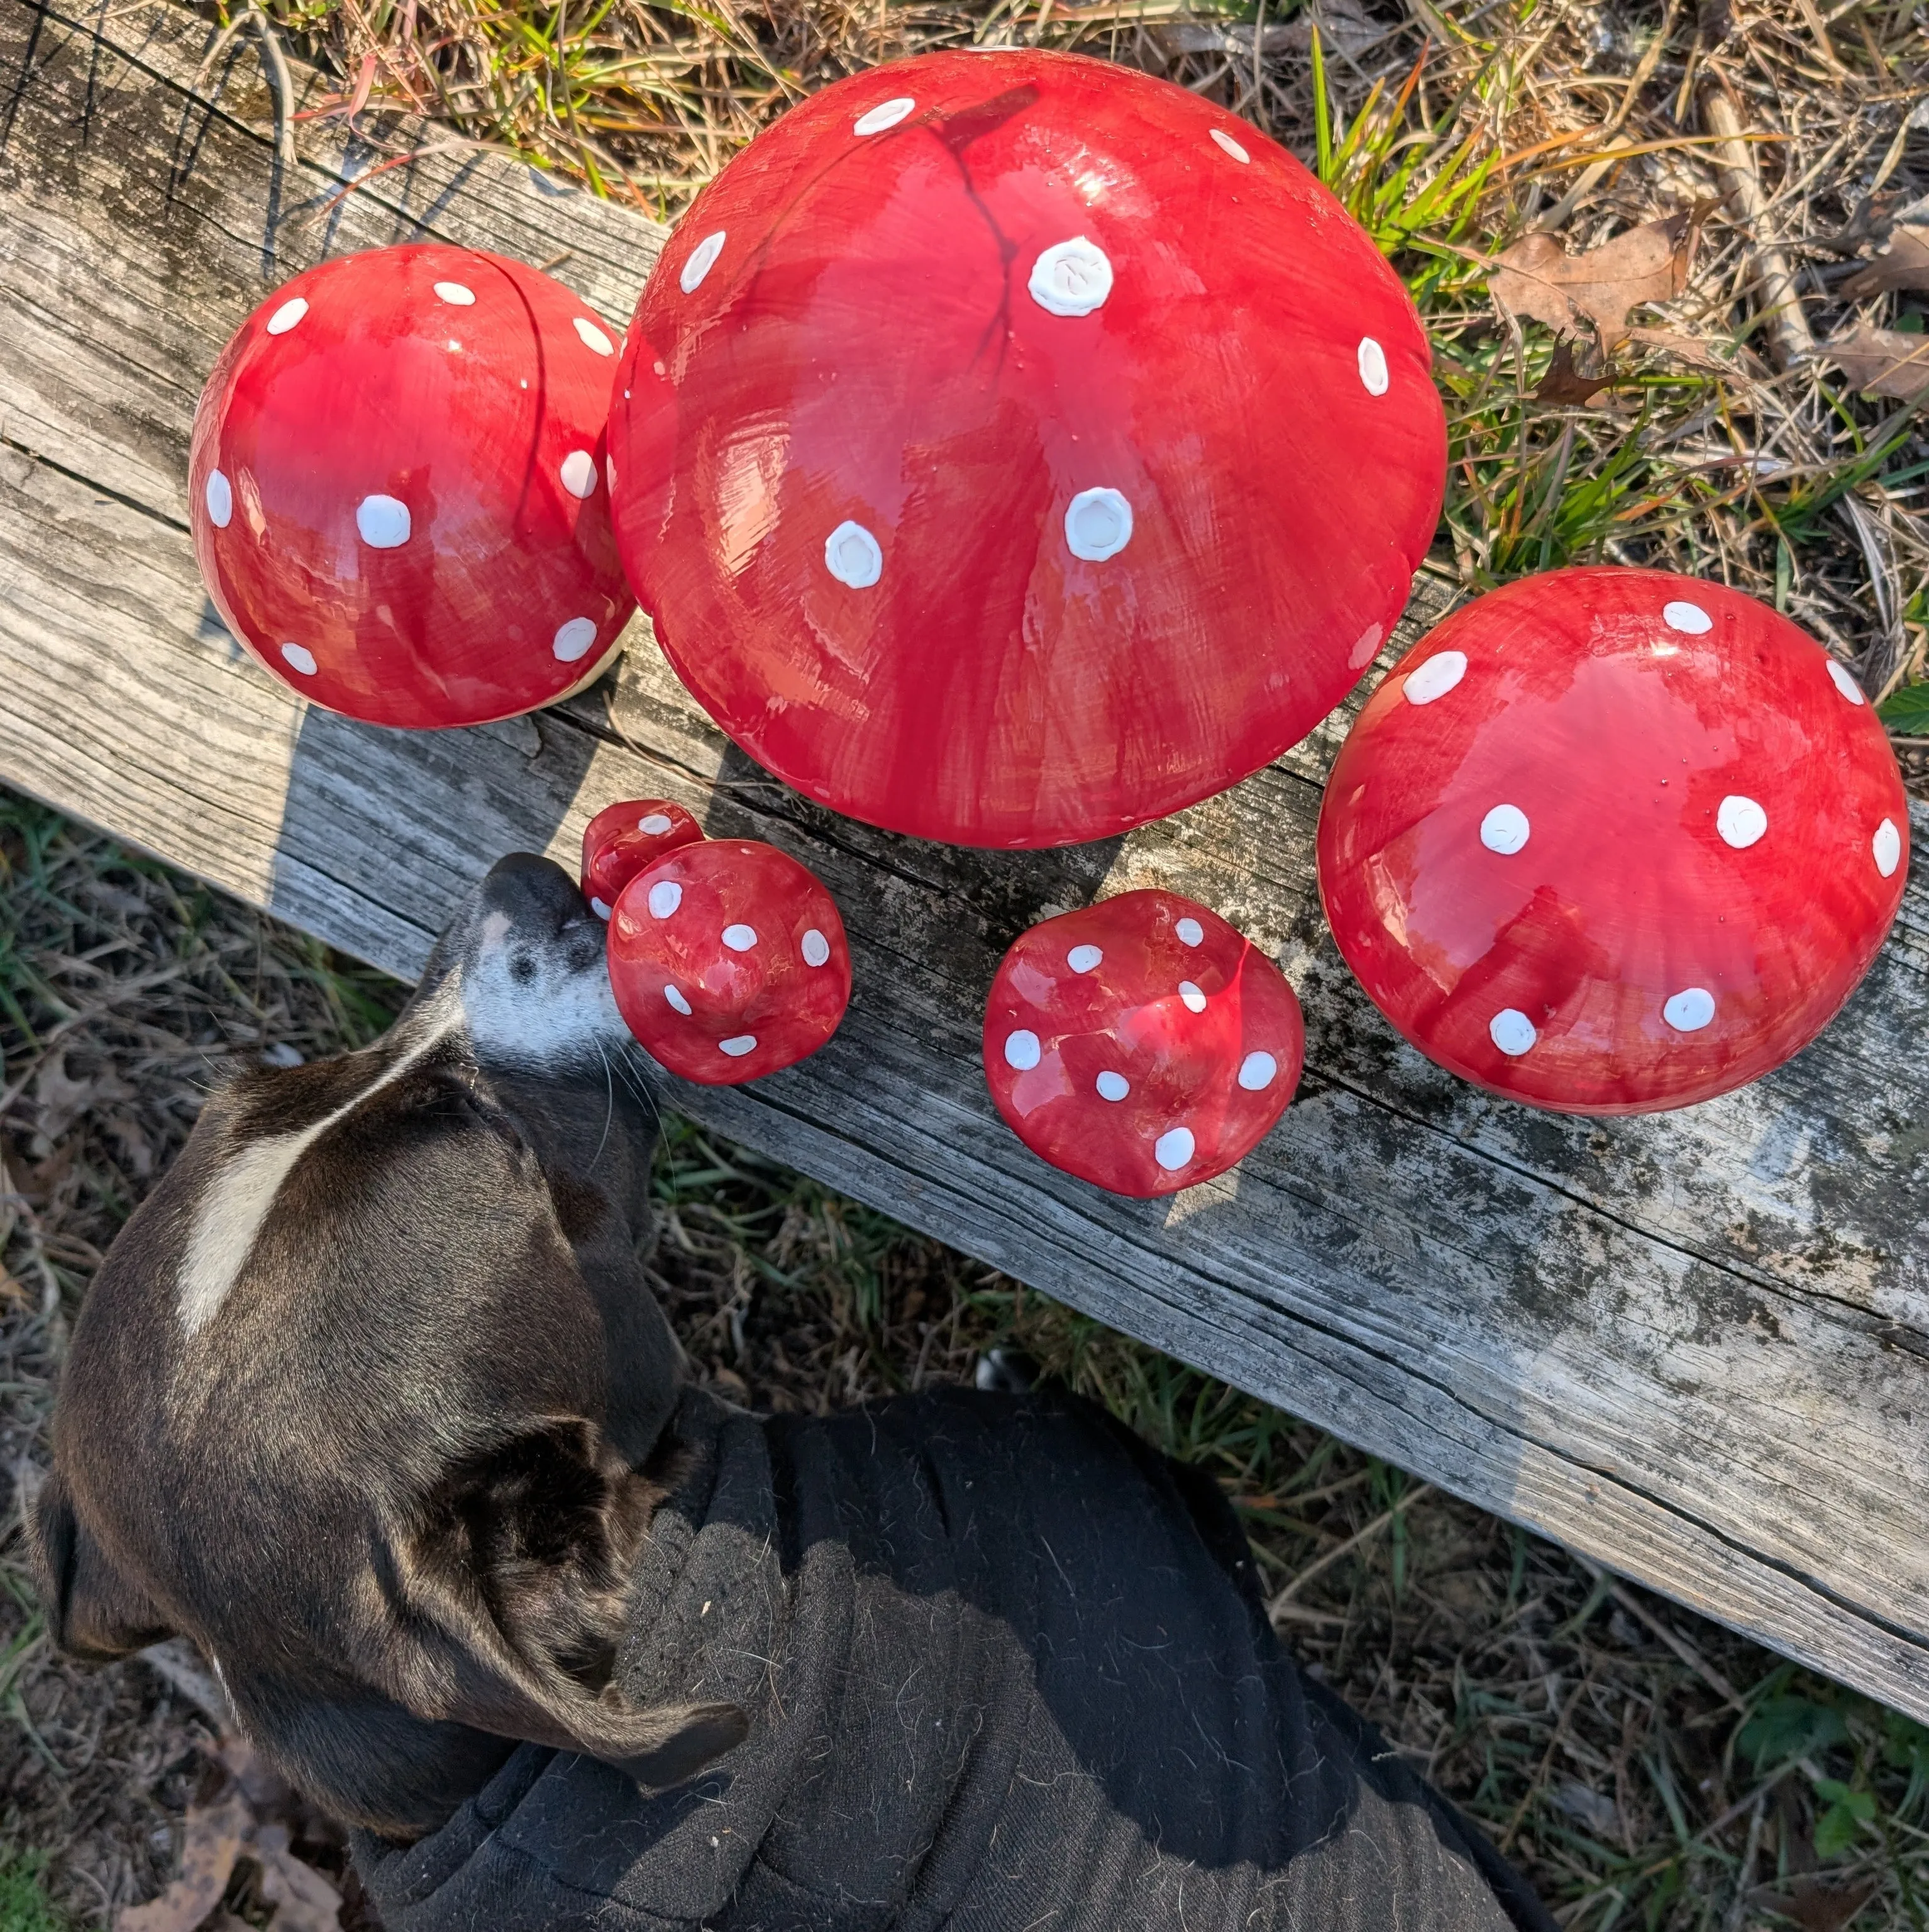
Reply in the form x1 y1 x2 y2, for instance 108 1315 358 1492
8 0 1929 1720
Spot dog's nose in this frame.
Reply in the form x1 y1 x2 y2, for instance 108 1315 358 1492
478 853 594 941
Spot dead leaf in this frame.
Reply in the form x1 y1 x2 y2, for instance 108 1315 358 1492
1842 222 1929 297
30 1052 136 1152
253 1823 344 1932
1623 326 1738 373
1489 207 1710 347
1747 1878 1878 1932
116 1795 248 1932
1824 323 1929 405
1535 340 1615 404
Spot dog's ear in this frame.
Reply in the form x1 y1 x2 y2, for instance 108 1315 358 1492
26 1468 172 1660
401 1419 747 1790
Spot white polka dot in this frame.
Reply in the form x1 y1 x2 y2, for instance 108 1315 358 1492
1827 659 1866 706
719 1035 758 1057
1490 1009 1537 1057
204 469 233 528
553 616 599 662
1210 126 1250 163
1178 982 1207 1014
664 984 692 1014
1717 796 1767 850
265 296 308 335
1028 237 1113 317
854 96 915 135
1357 336 1390 396
824 521 883 589
1874 818 1902 879
1479 804 1530 855
721 923 757 952
559 450 598 498
680 231 727 294
1154 1126 1195 1171
1067 944 1103 973
1064 487 1132 562
1663 987 1716 1032
1003 1029 1041 1071
433 281 476 306
356 494 410 548
1237 1050 1278 1091
639 813 674 835
648 880 683 919
801 928 831 967
1663 600 1712 635
279 642 317 676
1096 1070 1130 1102
573 316 615 355
590 897 612 920
1175 917 1205 947
1403 651 1467 705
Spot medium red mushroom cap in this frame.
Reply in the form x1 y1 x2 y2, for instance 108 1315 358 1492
581 798 705 919
607 840 851 1083
983 891 1305 1196
191 244 634 728
607 48 1444 848
1317 567 1910 1114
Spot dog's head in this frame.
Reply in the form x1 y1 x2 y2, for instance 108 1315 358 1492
28 854 746 1836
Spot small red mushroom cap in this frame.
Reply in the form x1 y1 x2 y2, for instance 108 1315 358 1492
190 243 634 728
581 799 705 920
607 840 851 1084
1317 567 1910 1114
608 48 1444 847
982 891 1305 1196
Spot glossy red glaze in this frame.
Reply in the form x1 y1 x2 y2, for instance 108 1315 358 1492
982 890 1304 1196
581 799 705 919
607 840 851 1084
1317 568 1910 1115
607 49 1445 848
190 245 634 728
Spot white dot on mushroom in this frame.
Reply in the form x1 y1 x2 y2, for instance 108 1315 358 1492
853 96 915 135
802 929 831 967
722 924 757 952
1490 1009 1537 1057
1175 918 1204 947
648 880 683 919
553 617 598 662
664 985 692 1015
1210 127 1249 163
1827 659 1866 706
434 281 476 306
1403 651 1466 705
265 296 308 335
719 1035 758 1057
1067 944 1103 973
355 494 411 548
1178 982 1207 1014
591 897 612 920
559 450 598 499
1154 1126 1195 1171
1029 238 1113 318
1480 804 1529 855
639 813 673 835
680 232 727 295
824 521 883 589
573 316 615 356
1663 987 1716 1033
1663 600 1713 635
205 469 233 528
1237 1051 1277 1091
1003 1029 1042 1071
1717 796 1767 850
279 642 317 676
1874 818 1902 879
1357 337 1390 396
1096 1070 1129 1102
1064 488 1132 562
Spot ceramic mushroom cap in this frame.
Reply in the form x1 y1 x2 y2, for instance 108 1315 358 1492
983 891 1305 1196
1317 567 1910 1114
607 48 1444 848
607 840 851 1083
581 798 705 919
191 244 634 728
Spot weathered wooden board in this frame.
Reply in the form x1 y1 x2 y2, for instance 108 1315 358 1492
7 0 1929 1721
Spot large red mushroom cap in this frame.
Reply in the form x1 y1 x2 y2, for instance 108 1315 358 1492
581 798 705 919
608 48 1444 848
1317 567 1910 1114
607 840 851 1083
191 244 634 728
983 891 1305 1196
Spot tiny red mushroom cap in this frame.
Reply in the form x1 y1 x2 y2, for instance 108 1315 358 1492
190 243 634 728
982 891 1305 1196
580 799 705 921
608 48 1444 847
607 840 851 1084
1317 567 1910 1115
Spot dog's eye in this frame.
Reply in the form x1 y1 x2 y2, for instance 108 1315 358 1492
509 953 538 985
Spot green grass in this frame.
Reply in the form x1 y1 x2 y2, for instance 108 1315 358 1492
0 1856 66 1932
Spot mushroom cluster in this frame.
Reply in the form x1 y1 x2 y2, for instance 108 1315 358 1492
1317 567 1910 1114
191 245 633 728
982 891 1303 1196
605 833 851 1084
607 47 1445 848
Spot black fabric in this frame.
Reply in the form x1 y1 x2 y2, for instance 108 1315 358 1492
357 1387 1556 1931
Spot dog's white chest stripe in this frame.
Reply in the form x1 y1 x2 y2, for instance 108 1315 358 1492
175 999 459 1337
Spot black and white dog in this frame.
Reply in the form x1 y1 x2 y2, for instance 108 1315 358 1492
31 855 1554 1931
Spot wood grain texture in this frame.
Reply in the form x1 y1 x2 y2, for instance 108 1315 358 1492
8 0 1929 1718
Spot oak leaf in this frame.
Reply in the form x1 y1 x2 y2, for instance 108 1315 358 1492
1489 208 1710 346
1842 223 1929 297
1825 323 1929 405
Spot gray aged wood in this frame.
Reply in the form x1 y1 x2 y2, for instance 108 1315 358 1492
6 0 1929 1721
